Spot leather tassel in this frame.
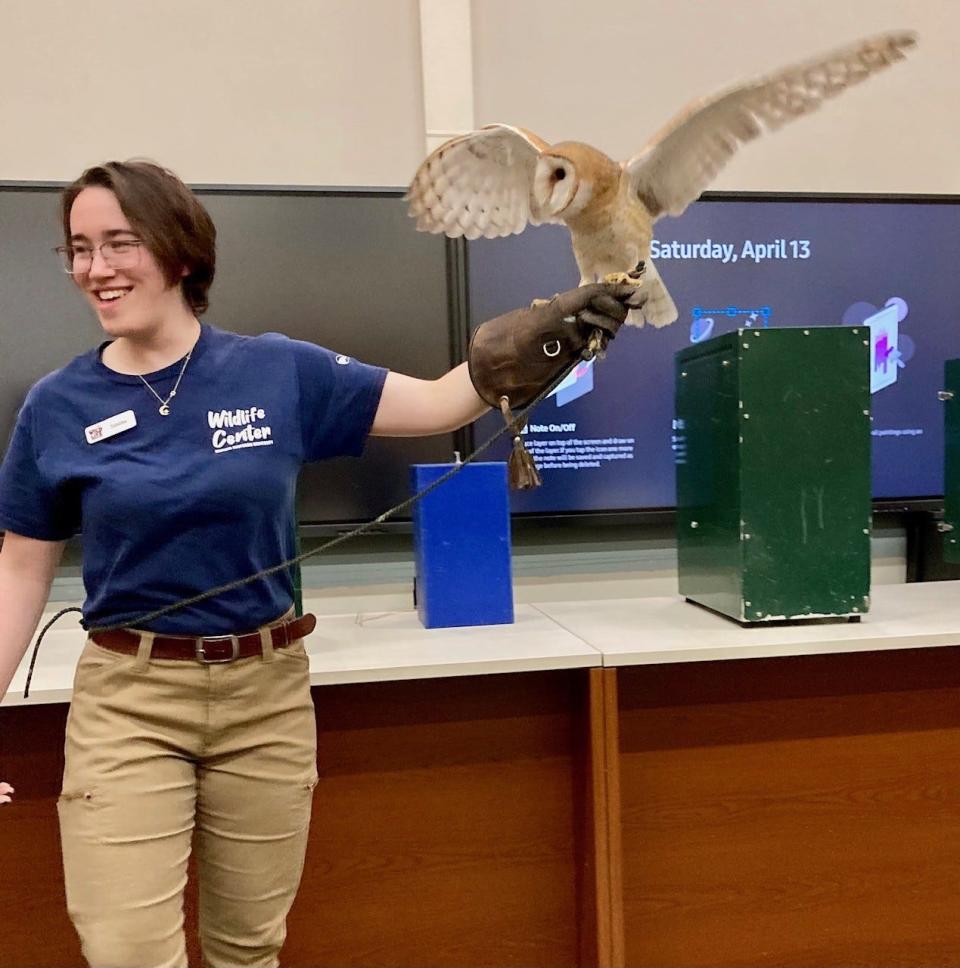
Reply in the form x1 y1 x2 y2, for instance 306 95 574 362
509 434 543 489
499 396 543 490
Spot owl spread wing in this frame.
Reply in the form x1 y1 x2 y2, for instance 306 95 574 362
405 124 553 239
625 30 917 220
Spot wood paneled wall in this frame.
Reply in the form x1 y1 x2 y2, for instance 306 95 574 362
618 648 960 967
5 649 960 967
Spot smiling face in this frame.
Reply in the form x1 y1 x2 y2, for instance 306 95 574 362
68 186 190 340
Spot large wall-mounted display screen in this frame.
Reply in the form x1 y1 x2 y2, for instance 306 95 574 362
467 195 960 515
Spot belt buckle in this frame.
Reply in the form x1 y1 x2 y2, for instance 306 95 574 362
195 634 240 664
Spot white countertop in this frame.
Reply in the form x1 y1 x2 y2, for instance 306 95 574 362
534 579 960 666
301 605 601 685
4 582 960 707
1 604 601 707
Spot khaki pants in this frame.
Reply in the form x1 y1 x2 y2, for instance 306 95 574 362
57 620 319 968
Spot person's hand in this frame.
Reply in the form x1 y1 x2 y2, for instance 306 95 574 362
468 281 647 410
548 281 646 350
0 782 13 805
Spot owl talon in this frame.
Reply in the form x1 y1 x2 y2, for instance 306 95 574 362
602 270 644 288
584 329 607 360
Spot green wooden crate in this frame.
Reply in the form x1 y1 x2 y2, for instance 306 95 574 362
675 327 871 624
943 359 960 564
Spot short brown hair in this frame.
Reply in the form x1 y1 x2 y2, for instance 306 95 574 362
62 160 217 315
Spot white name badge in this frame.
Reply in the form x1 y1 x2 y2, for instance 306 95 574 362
85 409 137 445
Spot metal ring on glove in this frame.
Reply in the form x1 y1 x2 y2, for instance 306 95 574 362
542 340 562 358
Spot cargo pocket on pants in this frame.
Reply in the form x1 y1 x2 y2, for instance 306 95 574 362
57 788 102 844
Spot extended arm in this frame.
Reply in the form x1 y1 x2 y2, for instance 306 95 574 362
369 283 645 439
370 362 488 437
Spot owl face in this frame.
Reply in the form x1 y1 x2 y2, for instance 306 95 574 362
532 152 592 220
532 142 624 223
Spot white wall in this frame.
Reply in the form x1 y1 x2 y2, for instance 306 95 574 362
471 0 954 194
0 0 426 186
2 1 953 192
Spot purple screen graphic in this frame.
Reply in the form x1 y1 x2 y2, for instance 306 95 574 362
876 335 892 371
467 197 960 512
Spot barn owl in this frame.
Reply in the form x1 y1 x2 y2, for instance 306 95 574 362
406 30 917 328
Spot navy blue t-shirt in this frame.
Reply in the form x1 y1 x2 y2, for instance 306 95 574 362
0 323 387 634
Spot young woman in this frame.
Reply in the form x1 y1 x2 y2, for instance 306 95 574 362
0 160 637 967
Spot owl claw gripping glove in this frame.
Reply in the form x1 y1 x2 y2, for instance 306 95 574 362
468 281 647 489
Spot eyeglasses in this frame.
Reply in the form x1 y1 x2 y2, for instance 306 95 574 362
53 239 145 274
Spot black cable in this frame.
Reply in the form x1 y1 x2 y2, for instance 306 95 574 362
21 347 593 698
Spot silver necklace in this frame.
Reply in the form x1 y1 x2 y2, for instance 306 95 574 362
138 350 192 416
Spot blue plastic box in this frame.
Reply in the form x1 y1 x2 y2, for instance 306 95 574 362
411 462 514 629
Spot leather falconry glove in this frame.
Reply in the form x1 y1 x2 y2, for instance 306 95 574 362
468 280 648 489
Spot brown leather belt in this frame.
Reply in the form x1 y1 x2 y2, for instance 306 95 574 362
90 613 317 663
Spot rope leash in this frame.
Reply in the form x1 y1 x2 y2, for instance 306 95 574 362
21 340 599 698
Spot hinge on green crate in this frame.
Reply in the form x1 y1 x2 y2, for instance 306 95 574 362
941 362 960 562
